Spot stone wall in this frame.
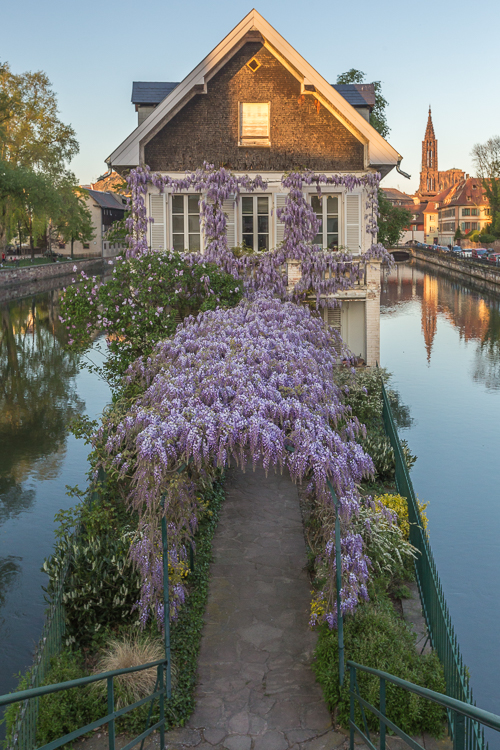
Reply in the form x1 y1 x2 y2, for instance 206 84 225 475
411 247 500 289
144 42 364 173
0 258 105 292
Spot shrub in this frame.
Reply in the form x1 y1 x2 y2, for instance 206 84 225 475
376 493 428 540
312 598 446 736
93 634 168 707
35 651 104 746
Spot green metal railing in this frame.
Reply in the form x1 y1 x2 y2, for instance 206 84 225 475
381 380 487 750
0 660 169 750
348 661 500 750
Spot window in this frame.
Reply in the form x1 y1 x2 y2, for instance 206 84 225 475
484 208 491 216
463 222 471 231
471 222 479 230
462 208 470 216
311 195 339 249
241 195 269 251
171 194 201 251
471 208 479 216
239 103 270 146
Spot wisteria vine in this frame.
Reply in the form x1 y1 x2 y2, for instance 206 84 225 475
97 295 376 628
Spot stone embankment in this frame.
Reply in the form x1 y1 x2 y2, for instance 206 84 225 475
410 247 500 291
0 257 105 298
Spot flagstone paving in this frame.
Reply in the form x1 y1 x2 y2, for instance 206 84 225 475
77 466 451 750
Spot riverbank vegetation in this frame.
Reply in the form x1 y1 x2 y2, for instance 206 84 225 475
4 164 445 743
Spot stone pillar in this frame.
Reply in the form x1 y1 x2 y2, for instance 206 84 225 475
365 260 381 366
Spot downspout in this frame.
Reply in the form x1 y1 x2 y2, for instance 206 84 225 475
396 159 411 180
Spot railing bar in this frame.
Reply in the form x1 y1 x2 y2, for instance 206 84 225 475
348 721 378 750
119 718 166 750
0 660 167 707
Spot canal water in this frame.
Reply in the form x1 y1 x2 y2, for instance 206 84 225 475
380 260 500 720
0 289 110 721
1 263 499 734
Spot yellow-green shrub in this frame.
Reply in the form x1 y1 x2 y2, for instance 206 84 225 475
375 493 428 540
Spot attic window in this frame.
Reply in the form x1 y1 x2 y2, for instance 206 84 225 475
247 57 261 72
239 102 270 147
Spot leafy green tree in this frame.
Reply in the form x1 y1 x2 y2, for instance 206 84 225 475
0 62 81 252
471 136 500 238
54 184 94 258
376 189 412 247
454 227 463 241
336 69 389 139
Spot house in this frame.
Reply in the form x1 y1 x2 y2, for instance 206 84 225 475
423 200 439 244
436 178 491 245
107 10 404 365
68 189 127 258
380 188 425 244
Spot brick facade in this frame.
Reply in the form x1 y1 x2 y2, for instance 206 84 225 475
144 43 364 173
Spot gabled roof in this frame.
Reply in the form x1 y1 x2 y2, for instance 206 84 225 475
108 9 402 173
86 189 127 210
440 178 489 208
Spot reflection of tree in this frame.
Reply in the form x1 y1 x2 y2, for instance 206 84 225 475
472 306 500 391
0 556 22 608
0 292 84 490
387 388 414 430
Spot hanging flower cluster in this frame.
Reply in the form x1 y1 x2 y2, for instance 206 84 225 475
124 164 392 309
97 294 374 628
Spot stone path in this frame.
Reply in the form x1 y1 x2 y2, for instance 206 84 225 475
77 466 451 750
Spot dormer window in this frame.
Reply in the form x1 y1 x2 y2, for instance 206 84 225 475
246 58 261 72
239 102 270 147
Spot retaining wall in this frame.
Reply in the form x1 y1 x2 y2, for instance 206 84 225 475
0 258 106 295
410 247 500 289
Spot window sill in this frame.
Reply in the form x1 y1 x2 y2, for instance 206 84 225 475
238 140 271 148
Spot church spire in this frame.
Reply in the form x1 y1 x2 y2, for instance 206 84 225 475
425 106 435 141
419 105 438 196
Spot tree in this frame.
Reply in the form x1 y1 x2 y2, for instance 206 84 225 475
377 189 412 247
336 69 389 139
54 184 94 258
471 136 500 237
0 62 81 253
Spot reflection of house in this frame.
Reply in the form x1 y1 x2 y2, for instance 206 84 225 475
107 9 405 365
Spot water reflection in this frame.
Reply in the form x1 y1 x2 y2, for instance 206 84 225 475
380 259 500 724
0 293 84 521
382 262 500 390
0 289 110 713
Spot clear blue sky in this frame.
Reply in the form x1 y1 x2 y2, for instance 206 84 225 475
3 0 499 194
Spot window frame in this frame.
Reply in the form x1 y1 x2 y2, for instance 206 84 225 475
238 102 271 148
239 193 271 252
169 193 202 252
308 192 342 250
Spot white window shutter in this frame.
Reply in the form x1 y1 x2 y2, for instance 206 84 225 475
274 193 288 247
223 198 236 248
345 194 361 254
327 306 341 330
150 194 166 250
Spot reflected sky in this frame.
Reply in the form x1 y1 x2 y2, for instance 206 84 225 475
0 291 110 707
380 260 500 724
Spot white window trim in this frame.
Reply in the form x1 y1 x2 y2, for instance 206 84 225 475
239 193 271 252
307 191 342 250
169 193 202 252
238 101 271 148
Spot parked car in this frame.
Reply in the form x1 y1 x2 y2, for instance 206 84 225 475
43 249 64 259
452 246 462 255
460 249 472 258
472 248 489 259
487 252 500 264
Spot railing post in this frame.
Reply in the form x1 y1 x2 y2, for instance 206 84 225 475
454 711 465 750
349 664 355 750
107 676 115 750
379 677 386 750
158 663 166 750
161 496 172 700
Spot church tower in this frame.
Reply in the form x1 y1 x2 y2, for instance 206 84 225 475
419 107 438 196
